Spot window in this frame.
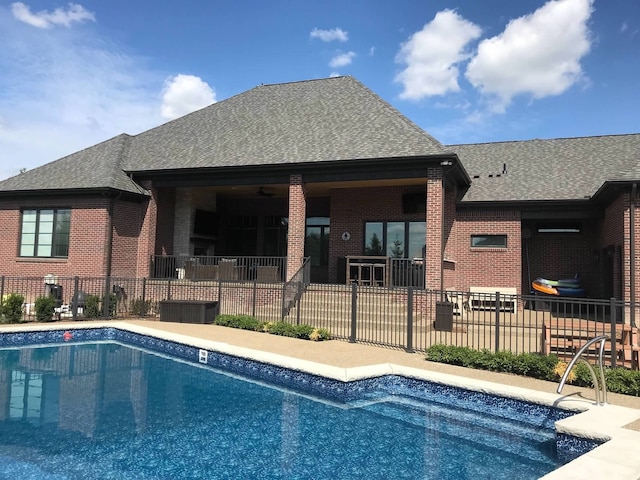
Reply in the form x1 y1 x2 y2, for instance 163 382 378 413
305 217 330 266
20 209 71 258
471 234 507 248
364 221 426 259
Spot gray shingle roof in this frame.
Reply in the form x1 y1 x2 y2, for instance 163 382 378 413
450 134 640 203
124 76 445 172
0 134 146 196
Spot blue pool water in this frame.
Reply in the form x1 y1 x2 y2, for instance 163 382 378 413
0 329 600 479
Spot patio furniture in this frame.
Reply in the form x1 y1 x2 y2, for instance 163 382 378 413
346 256 389 286
185 264 219 280
256 265 280 283
219 259 239 281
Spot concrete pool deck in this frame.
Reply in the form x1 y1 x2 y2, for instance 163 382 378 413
2 319 640 479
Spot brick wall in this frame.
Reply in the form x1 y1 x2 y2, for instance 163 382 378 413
328 185 429 284
449 209 521 293
0 196 110 278
111 198 147 278
135 183 158 278
425 169 443 290
287 175 306 281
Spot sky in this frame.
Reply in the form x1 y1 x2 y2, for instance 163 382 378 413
0 0 638 180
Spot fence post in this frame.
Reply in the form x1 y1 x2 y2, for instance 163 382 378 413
72 276 79 321
252 281 257 317
141 278 147 317
166 278 172 301
610 297 617 368
349 282 357 343
406 287 414 353
494 291 501 352
219 281 224 316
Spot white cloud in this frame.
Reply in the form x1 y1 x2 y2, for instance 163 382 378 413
329 51 356 68
11 2 95 29
395 9 482 100
329 72 341 78
621 22 628 33
369 46 375 56
0 9 165 180
161 75 216 120
465 0 594 112
310 27 348 42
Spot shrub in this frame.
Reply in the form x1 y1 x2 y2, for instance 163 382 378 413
84 294 101 319
310 328 331 341
2 293 25 323
213 314 331 341
268 322 299 338
214 314 262 331
34 295 56 322
130 298 153 316
425 344 640 397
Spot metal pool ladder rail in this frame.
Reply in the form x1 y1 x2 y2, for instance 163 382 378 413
557 335 609 406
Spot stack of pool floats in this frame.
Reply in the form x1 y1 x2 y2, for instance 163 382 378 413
532 274 585 297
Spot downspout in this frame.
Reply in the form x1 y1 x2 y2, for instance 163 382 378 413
630 183 637 327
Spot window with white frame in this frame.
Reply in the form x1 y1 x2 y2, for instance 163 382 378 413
20 209 71 258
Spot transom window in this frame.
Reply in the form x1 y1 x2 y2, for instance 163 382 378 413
364 221 426 259
20 209 71 258
471 234 507 248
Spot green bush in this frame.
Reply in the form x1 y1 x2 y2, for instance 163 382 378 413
84 294 101 319
34 295 56 322
2 293 25 323
82 293 117 319
130 298 153 316
212 315 331 341
425 344 640 397
214 314 262 331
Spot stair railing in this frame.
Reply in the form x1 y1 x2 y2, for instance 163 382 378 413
557 335 609 406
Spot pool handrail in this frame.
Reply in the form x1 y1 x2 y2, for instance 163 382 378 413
557 334 609 406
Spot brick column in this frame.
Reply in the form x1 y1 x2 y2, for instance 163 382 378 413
287 174 306 281
136 181 158 278
425 168 443 291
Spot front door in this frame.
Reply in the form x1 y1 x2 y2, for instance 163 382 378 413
305 217 330 283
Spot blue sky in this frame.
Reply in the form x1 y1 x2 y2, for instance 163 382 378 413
0 0 638 180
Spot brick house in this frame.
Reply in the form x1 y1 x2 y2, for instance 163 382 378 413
0 76 638 308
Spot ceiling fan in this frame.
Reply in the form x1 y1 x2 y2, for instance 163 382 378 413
256 186 275 197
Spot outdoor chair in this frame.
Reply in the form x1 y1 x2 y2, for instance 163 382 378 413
219 259 239 281
256 265 279 283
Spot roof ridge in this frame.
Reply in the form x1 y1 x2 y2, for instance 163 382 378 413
449 132 640 148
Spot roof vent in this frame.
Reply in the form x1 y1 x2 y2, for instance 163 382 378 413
502 163 507 175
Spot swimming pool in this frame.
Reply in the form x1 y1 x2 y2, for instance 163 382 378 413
0 326 613 479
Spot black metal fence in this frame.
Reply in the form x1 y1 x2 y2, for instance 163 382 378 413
1 275 637 369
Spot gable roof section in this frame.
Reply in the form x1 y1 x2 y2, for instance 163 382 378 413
451 134 640 203
0 134 147 196
124 76 445 172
